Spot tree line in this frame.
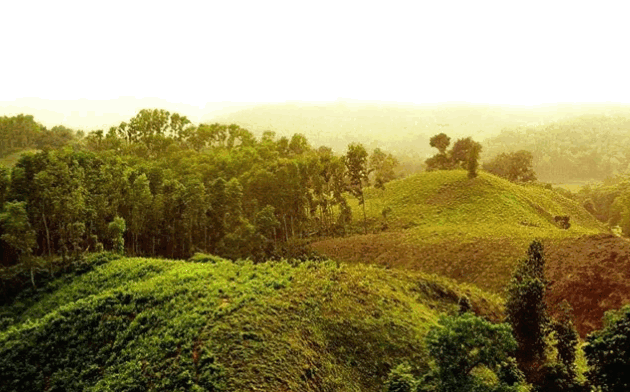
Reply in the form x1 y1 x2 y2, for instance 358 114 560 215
0 110 399 274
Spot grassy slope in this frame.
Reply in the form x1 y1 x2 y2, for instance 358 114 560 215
0 254 501 392
312 170 608 293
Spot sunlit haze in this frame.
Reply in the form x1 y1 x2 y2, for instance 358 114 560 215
2 0 630 123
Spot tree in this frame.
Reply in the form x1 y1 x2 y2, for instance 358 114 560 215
552 301 579 378
483 151 536 182
108 216 126 254
466 141 482 179
430 133 451 154
450 137 482 178
344 143 370 234
505 239 549 383
0 201 38 287
426 133 454 171
421 313 524 392
369 148 398 189
585 304 630 392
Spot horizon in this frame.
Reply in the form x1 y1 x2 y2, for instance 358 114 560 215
3 97 630 131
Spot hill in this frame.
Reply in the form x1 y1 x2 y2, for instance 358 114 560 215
207 101 630 156
0 253 501 392
483 115 630 183
310 170 623 334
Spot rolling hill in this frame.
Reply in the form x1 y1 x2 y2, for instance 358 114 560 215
0 253 501 392
207 101 630 157
311 170 630 335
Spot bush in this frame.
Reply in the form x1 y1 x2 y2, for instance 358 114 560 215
585 305 630 392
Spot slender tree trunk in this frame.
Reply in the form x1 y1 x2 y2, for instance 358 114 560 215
42 212 51 257
30 266 36 289
361 190 367 235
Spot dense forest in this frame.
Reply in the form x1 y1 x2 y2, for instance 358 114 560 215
484 116 630 183
0 110 400 268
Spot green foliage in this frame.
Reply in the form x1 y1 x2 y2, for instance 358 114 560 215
552 301 579 377
385 363 418 392
107 216 126 254
421 313 524 392
505 240 549 380
345 142 370 234
584 304 630 392
483 151 536 183
483 115 630 182
370 148 399 189
0 201 38 287
0 109 406 263
429 133 451 155
0 256 496 392
425 135 482 178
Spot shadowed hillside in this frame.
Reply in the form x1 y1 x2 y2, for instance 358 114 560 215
0 253 501 392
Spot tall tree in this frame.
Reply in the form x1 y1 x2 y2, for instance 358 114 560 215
0 201 38 287
369 148 398 189
345 143 370 234
505 239 549 384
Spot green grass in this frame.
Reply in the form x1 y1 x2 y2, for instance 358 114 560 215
313 170 609 292
358 170 605 240
0 253 502 392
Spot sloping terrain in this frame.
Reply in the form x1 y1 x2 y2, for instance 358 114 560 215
0 253 501 392
313 170 606 290
311 170 621 334
545 234 630 336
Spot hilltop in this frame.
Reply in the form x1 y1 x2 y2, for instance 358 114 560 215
310 170 629 334
0 253 501 392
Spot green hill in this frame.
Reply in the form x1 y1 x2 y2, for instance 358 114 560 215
312 170 608 293
0 253 501 392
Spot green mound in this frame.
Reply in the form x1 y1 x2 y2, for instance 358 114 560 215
360 170 604 239
0 254 501 392
313 170 608 292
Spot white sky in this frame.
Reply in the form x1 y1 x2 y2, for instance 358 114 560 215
2 0 629 106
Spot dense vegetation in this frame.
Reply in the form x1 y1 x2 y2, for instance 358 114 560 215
4 105 630 391
483 115 630 183
0 252 501 391
0 110 401 278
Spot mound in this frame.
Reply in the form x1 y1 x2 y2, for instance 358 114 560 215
312 170 616 334
0 254 500 392
313 170 606 289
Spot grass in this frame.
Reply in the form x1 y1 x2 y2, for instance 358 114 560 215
0 148 39 167
312 170 609 293
0 253 502 392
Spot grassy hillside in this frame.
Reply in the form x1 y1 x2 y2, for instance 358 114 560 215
0 253 501 392
312 170 608 296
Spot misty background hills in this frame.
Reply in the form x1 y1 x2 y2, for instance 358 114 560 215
4 98 630 181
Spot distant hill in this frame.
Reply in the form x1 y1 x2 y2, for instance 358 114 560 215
483 115 630 183
0 253 500 392
310 170 621 335
207 101 630 156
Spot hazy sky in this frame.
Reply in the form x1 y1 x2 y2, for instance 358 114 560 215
2 0 629 106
